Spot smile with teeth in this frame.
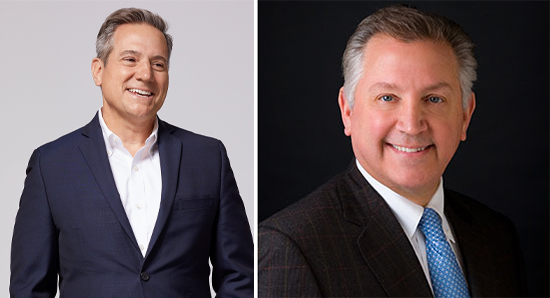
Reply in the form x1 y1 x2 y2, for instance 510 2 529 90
128 88 152 96
391 144 429 153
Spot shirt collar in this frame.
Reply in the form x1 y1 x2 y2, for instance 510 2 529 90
355 160 452 242
98 108 159 158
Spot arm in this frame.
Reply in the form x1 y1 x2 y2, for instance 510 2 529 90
210 141 253 298
258 226 322 298
10 149 58 298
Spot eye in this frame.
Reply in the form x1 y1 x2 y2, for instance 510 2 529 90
152 62 166 71
428 96 443 103
124 58 136 62
380 95 394 102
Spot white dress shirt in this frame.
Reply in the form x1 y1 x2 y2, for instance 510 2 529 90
98 108 162 257
355 160 465 290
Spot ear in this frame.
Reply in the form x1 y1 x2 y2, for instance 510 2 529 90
338 87 353 136
91 58 104 86
460 92 476 141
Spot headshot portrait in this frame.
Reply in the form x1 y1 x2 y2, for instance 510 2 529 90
3 1 253 297
259 1 548 297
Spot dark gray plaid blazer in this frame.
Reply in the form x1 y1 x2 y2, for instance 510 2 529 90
259 164 526 297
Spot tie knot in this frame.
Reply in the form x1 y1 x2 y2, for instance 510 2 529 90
419 208 446 241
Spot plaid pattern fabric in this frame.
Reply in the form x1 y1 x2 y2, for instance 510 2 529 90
259 163 526 297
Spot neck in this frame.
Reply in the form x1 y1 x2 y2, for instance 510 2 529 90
399 187 437 207
101 107 155 157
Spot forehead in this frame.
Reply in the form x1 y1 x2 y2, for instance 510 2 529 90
111 23 168 56
361 34 460 91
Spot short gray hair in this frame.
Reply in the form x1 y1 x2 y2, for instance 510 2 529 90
96 8 173 66
342 4 477 108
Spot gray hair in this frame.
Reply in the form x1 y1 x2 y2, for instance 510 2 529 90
342 5 477 108
96 8 173 67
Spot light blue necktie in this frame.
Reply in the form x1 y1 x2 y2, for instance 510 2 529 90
419 208 470 298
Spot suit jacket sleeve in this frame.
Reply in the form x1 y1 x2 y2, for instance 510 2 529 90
10 149 58 297
210 141 254 298
258 225 322 297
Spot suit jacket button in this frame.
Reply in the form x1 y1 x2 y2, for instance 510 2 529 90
140 272 150 281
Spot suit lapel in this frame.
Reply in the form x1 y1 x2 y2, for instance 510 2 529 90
145 119 182 259
342 165 433 297
78 113 139 249
445 192 495 297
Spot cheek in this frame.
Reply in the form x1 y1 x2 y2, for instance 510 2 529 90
432 118 463 155
111 68 134 84
350 109 393 149
356 110 393 140
156 74 169 90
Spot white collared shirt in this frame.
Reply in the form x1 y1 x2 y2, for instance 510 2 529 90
356 160 465 290
98 108 162 257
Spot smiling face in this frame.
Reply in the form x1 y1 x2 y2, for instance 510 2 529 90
339 34 475 205
92 23 169 127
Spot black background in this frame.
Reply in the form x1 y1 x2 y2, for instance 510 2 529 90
259 1 549 296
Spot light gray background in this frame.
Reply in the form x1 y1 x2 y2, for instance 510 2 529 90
0 0 253 295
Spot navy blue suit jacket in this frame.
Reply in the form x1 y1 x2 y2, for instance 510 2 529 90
11 114 253 298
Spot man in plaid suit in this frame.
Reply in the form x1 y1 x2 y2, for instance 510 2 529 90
259 5 525 297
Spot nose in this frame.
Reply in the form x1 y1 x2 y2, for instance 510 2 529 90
135 61 154 82
396 100 427 136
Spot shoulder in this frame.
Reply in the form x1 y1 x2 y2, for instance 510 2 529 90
258 168 378 297
259 170 353 238
34 125 92 159
445 189 517 235
158 119 224 152
445 189 526 295
31 112 103 157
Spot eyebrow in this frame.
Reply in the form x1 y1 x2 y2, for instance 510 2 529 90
120 50 140 57
369 81 454 93
369 82 400 92
422 82 454 93
119 50 167 63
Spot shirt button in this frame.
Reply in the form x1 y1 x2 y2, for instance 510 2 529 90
139 244 145 251
140 272 150 281
133 165 139 171
107 150 112 155
136 204 142 210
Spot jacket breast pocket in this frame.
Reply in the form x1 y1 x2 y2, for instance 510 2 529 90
175 196 214 210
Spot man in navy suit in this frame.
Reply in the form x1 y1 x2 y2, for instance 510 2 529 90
11 8 253 297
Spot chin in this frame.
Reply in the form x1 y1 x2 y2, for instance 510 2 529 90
127 107 154 118
388 170 440 193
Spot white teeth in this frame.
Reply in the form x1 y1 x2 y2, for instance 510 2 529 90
392 144 428 153
129 88 152 96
